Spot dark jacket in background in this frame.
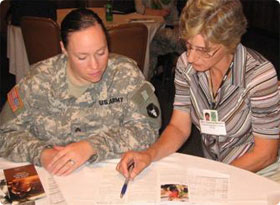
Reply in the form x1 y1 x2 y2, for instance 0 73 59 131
112 0 135 14
8 0 57 26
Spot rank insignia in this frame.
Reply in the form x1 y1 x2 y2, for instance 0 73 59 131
7 86 24 112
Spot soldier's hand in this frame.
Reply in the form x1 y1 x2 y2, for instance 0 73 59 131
40 148 59 171
46 141 95 176
116 151 152 180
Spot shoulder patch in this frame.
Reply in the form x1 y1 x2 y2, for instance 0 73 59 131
7 86 24 112
131 82 160 119
146 103 160 118
131 82 155 106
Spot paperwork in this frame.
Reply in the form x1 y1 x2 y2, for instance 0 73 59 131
51 164 230 205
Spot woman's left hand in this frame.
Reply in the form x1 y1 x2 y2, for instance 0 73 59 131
46 141 95 176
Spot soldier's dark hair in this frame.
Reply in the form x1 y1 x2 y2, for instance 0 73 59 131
61 8 109 49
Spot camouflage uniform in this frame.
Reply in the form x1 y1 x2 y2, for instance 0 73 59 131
0 53 161 166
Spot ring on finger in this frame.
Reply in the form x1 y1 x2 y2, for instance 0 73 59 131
68 159 76 166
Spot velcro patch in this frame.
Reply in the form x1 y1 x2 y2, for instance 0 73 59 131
131 82 154 106
7 86 24 112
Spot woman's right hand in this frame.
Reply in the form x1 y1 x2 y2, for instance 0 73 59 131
116 151 152 180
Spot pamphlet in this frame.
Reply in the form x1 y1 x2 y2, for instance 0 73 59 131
129 18 155 23
3 164 46 203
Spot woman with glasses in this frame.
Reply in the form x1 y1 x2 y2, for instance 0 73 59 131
117 0 280 181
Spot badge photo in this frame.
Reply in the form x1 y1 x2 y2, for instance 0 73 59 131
203 110 218 122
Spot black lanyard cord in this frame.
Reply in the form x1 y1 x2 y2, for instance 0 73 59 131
210 62 233 109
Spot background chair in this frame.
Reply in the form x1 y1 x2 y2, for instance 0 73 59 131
20 16 61 65
108 23 148 72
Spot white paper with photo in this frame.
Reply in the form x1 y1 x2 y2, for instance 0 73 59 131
158 166 189 204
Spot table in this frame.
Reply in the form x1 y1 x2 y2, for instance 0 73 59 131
7 8 165 83
0 153 279 205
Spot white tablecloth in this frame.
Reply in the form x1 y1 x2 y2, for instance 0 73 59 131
0 153 279 205
7 24 30 83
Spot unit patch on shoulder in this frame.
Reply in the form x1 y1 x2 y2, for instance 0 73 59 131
146 103 159 118
7 86 24 112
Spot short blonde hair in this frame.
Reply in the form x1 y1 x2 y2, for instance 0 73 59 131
179 0 247 53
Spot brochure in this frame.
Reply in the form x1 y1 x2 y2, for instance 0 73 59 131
3 164 46 204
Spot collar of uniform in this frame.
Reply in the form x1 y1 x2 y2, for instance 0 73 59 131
92 53 122 91
83 54 116 93
72 54 117 104
50 54 120 103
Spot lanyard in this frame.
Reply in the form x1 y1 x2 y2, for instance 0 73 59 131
209 62 233 109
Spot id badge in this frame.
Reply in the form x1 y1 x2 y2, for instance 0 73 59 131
200 109 227 135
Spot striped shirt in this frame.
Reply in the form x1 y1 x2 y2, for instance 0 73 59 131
174 44 280 163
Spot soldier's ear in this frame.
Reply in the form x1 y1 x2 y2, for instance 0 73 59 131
60 41 68 56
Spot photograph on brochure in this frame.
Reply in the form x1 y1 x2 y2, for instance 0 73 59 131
160 184 189 202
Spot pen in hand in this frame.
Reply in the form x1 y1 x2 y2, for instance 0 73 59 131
120 162 135 198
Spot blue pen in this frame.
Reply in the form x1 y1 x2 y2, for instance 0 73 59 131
120 162 134 198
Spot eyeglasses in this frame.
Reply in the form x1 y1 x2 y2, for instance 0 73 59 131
185 42 220 59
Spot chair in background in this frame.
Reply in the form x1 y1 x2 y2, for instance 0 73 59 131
108 23 148 72
20 16 61 65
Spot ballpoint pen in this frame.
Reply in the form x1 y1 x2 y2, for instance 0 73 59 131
120 162 135 198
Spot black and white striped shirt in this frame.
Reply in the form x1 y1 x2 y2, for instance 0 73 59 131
174 44 280 163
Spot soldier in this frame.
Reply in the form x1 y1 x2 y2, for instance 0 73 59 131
0 8 161 176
